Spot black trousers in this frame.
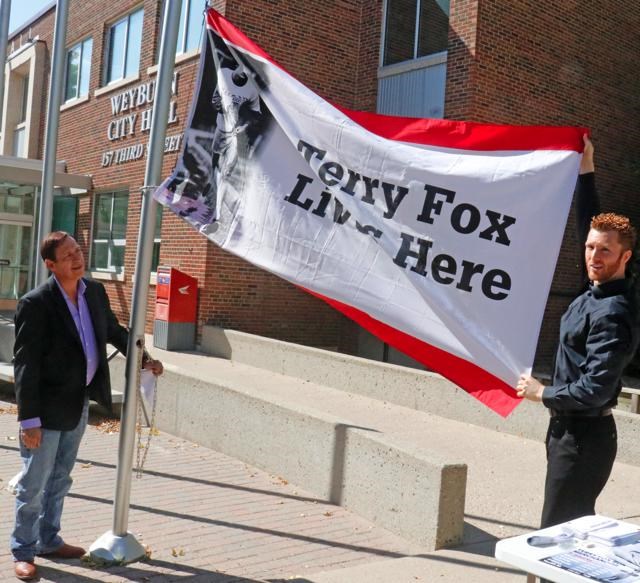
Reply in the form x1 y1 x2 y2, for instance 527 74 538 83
540 415 617 529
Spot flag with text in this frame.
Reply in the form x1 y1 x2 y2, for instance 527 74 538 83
154 8 584 416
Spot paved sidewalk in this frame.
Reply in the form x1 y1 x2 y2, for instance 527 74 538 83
0 395 424 582
2 383 639 582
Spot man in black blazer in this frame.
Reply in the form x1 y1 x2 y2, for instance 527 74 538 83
10 231 163 581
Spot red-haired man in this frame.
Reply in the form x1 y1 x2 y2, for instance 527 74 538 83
518 136 639 530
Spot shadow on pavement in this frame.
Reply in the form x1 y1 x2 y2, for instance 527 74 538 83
38 557 268 582
0 441 324 505
69 491 409 560
273 549 525 583
465 512 538 532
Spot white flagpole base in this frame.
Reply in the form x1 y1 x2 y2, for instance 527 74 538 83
89 530 146 565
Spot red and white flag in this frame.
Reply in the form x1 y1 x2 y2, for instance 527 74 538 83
155 9 584 416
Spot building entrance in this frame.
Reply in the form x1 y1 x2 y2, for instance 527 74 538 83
0 158 90 304
0 184 35 300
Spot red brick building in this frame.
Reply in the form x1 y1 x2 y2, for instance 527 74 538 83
2 0 639 369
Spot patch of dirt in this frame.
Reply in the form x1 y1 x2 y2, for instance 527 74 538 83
92 418 121 433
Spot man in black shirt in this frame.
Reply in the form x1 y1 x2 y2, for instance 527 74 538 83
517 136 639 528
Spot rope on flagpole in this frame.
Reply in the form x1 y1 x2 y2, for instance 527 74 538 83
134 336 159 478
135 385 158 478
131 190 159 478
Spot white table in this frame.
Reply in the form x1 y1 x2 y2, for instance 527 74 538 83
495 522 640 582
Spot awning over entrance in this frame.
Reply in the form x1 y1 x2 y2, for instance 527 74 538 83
0 155 92 190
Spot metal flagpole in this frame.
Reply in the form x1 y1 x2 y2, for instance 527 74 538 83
0 0 12 127
34 0 70 287
89 0 182 564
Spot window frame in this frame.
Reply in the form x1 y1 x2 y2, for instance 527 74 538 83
157 0 205 61
91 190 129 273
12 75 29 157
12 126 26 157
177 0 205 55
18 75 29 123
103 6 144 86
64 37 93 102
380 0 450 68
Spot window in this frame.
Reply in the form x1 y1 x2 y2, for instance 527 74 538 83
65 38 93 101
18 76 29 123
92 191 128 272
0 187 34 215
382 0 449 66
12 128 25 157
53 196 78 236
12 76 29 157
105 8 143 84
157 0 205 60
175 0 206 55
0 224 32 299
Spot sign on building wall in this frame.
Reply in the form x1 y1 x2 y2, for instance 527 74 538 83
100 73 184 167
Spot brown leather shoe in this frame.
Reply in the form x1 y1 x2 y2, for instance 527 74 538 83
14 561 36 581
40 542 86 559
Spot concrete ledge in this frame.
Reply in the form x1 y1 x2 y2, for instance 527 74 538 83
612 410 640 466
336 429 466 549
201 326 640 467
0 363 14 383
201 326 547 435
0 319 14 363
109 354 467 550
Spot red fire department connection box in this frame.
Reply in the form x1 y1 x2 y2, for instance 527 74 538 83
153 266 197 350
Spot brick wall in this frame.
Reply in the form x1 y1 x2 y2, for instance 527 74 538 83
353 0 384 112
226 1 372 110
15 0 637 369
445 0 479 119
11 0 390 348
446 0 640 368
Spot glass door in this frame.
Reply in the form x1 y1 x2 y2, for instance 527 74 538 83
0 223 32 299
0 184 36 300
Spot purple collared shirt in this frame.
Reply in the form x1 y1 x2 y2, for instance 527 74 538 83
20 277 99 429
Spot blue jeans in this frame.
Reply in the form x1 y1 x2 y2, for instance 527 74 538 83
10 398 89 562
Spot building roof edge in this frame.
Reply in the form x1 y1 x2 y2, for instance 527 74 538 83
9 1 57 40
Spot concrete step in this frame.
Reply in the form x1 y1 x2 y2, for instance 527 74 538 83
110 349 465 550
0 361 123 405
0 311 13 363
107 343 640 557
201 327 640 467
0 362 14 383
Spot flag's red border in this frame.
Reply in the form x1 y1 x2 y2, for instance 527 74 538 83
337 107 586 153
206 9 586 153
303 288 521 417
